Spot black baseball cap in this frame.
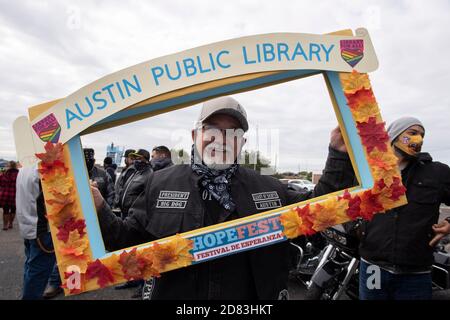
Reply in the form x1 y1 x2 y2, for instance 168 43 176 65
83 148 95 160
130 149 150 161
124 149 136 158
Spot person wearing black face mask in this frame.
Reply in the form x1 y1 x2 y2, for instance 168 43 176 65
118 149 153 219
83 148 115 207
151 146 174 171
114 149 153 295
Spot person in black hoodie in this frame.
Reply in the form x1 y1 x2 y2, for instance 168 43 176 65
117 149 153 218
114 149 136 215
150 146 173 171
359 117 450 300
103 156 117 185
114 149 153 294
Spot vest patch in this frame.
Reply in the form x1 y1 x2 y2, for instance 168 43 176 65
252 191 281 210
156 190 190 209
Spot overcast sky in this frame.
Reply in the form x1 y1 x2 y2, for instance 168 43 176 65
1 0 449 172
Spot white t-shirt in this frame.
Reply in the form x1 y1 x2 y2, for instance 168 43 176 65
15 165 40 239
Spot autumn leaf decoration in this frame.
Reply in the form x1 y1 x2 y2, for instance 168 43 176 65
36 142 90 289
281 71 407 239
35 142 67 177
95 236 194 285
86 259 115 288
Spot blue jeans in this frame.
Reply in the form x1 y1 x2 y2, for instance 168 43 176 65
359 260 432 300
48 263 62 288
22 232 57 300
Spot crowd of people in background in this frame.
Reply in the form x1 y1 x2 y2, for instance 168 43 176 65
1 144 174 299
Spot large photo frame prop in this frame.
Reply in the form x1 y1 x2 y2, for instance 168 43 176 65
13 28 407 295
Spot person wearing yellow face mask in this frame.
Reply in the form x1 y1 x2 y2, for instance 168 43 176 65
358 117 450 300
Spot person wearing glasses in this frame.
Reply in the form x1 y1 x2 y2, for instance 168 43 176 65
91 96 353 299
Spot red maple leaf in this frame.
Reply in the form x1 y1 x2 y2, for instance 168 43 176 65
389 177 407 201
360 190 384 220
356 117 389 153
57 218 86 243
85 259 114 288
345 88 375 111
375 179 387 191
118 248 146 281
35 142 67 175
35 142 64 163
294 204 315 235
339 190 362 220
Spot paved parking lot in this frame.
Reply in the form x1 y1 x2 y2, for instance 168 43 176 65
1 207 449 300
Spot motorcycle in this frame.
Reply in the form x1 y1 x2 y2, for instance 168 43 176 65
288 233 327 287
305 222 360 300
306 223 450 300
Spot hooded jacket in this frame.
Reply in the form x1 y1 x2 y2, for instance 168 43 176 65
360 152 450 271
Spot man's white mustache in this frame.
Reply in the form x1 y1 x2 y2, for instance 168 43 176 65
204 142 233 154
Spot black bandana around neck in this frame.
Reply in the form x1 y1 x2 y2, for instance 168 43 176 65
190 144 238 213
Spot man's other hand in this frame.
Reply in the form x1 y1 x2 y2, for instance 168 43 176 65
429 220 450 247
90 180 105 211
330 126 347 153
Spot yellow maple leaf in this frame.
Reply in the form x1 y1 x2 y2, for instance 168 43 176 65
311 198 348 231
139 248 160 278
368 149 400 185
351 100 380 123
339 71 371 94
59 230 89 257
56 230 90 274
152 235 193 273
280 209 303 239
101 254 127 283
46 175 73 196
368 150 398 171
58 254 89 274
370 166 399 186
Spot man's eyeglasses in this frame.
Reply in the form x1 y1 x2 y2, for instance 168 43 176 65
198 124 245 138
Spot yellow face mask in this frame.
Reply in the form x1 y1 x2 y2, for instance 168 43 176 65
394 132 423 156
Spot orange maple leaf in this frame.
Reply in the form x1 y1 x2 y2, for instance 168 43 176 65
46 194 74 215
118 248 146 281
311 198 350 232
35 142 64 163
36 142 67 176
346 88 376 111
152 235 194 272
294 204 315 236
58 230 89 257
46 175 73 196
311 203 338 231
280 208 304 239
339 71 371 94
360 190 385 220
140 248 160 278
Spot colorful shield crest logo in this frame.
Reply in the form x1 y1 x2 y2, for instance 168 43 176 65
340 39 364 68
32 113 61 143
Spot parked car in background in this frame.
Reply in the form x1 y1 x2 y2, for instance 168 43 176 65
288 179 315 192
